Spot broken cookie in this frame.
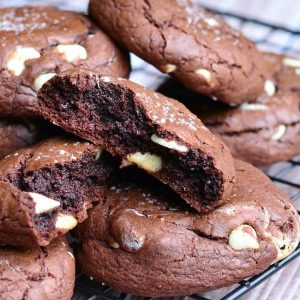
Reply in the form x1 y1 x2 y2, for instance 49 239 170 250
38 70 235 213
0 6 130 117
75 161 300 297
0 137 118 247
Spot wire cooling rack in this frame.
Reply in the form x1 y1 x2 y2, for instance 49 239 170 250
73 6 300 300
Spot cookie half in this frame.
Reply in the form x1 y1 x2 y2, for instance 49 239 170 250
75 161 300 297
38 70 235 213
0 237 75 300
0 137 118 247
0 6 130 117
89 0 265 104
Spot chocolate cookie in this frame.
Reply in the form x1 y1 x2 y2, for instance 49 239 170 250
0 237 75 300
158 52 300 166
89 0 265 104
202 92 300 166
0 137 118 247
0 118 58 159
0 6 130 117
37 70 235 213
75 161 300 297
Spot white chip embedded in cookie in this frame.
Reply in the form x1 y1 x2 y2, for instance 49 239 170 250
127 152 162 173
54 44 87 62
75 159 300 297
0 6 130 117
29 192 60 214
7 46 40 76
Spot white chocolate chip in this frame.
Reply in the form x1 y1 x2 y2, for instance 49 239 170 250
195 68 212 84
124 208 145 217
271 124 286 141
160 64 177 73
282 57 300 68
216 206 236 215
204 18 219 27
229 225 259 250
270 236 299 262
151 134 188 153
29 192 60 215
95 147 103 160
263 207 271 229
109 240 120 249
34 73 57 91
101 76 111 83
239 103 268 111
127 152 162 173
264 80 276 97
54 44 87 62
7 46 40 76
55 214 78 230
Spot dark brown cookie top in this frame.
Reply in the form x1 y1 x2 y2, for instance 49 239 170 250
76 161 300 296
89 0 265 104
38 70 235 212
0 237 75 300
0 136 117 247
0 6 130 117
201 53 300 165
202 91 300 134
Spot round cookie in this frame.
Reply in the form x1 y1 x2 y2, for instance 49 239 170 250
0 6 130 117
75 162 300 297
37 70 235 213
158 52 300 166
201 92 300 166
89 0 265 104
0 118 60 159
0 137 118 247
0 237 75 300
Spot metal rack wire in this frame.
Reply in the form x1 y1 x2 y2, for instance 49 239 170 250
73 7 300 300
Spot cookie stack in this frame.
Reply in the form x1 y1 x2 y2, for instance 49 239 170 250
0 6 130 160
0 1 299 299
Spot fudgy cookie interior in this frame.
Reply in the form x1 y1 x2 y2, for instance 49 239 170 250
3 144 114 237
39 74 226 211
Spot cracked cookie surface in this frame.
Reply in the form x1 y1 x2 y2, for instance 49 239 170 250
89 0 264 104
0 136 118 247
38 70 235 213
75 161 300 297
0 6 130 117
0 237 75 300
